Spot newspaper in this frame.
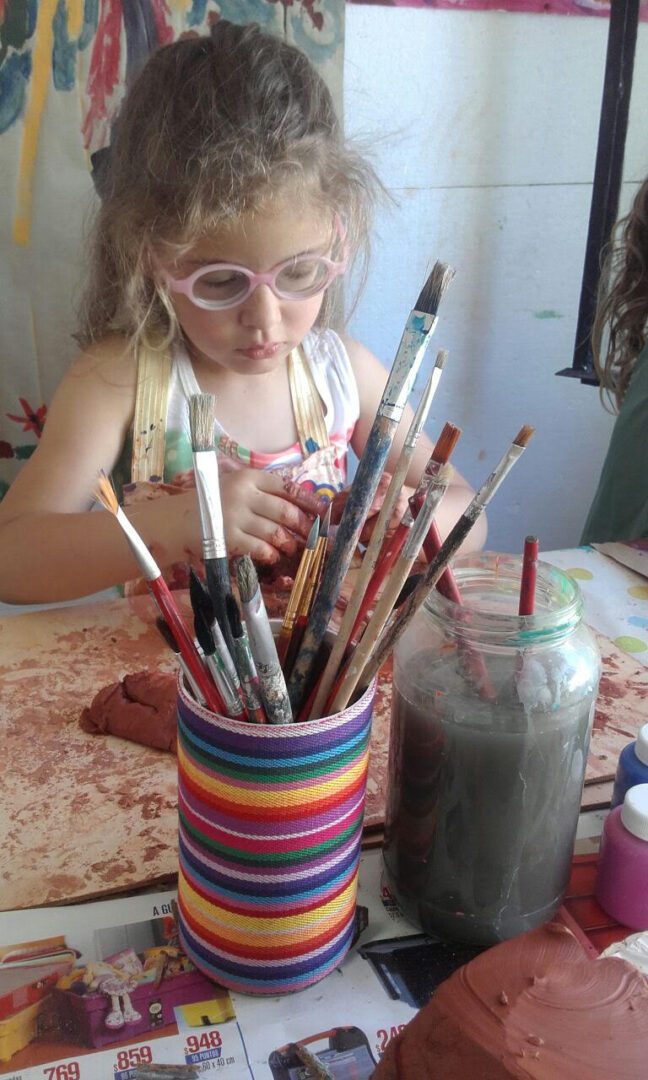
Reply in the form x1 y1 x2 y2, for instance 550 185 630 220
0 851 469 1080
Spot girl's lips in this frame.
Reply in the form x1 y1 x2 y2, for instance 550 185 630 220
237 343 283 361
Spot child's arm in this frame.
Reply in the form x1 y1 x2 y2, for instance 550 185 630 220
0 341 317 604
343 336 487 553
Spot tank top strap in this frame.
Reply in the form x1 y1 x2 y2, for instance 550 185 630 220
130 341 172 483
288 346 330 457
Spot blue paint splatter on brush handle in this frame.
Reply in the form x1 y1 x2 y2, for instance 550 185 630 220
287 421 394 713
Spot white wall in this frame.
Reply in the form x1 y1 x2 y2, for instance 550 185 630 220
344 6 648 552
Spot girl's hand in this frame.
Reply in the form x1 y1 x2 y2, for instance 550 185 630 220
219 469 323 564
330 473 409 545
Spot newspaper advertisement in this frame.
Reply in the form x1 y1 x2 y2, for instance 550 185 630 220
0 851 479 1080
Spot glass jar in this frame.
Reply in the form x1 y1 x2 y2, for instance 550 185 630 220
383 552 601 946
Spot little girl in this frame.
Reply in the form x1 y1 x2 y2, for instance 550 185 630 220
582 176 648 544
0 21 482 605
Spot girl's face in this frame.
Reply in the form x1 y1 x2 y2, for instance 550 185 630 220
163 198 338 376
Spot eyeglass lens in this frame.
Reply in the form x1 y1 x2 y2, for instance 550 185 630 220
192 257 332 306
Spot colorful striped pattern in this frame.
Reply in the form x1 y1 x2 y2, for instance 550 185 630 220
176 678 375 995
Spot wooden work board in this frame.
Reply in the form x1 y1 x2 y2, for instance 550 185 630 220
1 593 645 911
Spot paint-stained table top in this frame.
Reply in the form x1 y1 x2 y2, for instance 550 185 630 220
1 547 647 911
0 589 395 911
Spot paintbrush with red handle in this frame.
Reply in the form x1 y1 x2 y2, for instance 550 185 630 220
519 535 539 616
94 473 225 714
343 425 536 709
347 421 462 649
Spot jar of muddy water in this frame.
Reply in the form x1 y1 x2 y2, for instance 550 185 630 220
383 552 601 946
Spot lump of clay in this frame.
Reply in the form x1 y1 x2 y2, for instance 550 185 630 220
371 922 648 1080
80 671 177 753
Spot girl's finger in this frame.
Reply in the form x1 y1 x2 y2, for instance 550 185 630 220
253 488 314 540
259 472 328 520
229 535 281 565
240 509 300 557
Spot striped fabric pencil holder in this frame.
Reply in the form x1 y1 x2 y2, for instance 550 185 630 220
176 676 375 995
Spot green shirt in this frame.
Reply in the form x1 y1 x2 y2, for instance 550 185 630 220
581 344 648 543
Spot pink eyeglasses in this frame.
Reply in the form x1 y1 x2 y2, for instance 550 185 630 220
160 225 347 312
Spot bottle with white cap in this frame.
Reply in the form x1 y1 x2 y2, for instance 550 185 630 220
596 784 648 930
611 723 648 808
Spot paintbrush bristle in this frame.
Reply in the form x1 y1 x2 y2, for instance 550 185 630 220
306 515 320 549
436 462 454 486
513 424 535 448
432 422 462 464
189 568 213 620
235 555 259 605
435 348 449 370
415 261 456 316
95 470 119 514
320 503 332 538
193 606 215 656
188 393 217 453
225 593 243 638
155 616 179 653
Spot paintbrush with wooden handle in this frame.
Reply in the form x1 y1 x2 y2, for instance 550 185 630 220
287 261 456 715
345 425 536 707
309 351 447 720
188 392 234 655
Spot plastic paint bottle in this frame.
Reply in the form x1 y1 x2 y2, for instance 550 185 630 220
596 784 648 930
611 723 648 808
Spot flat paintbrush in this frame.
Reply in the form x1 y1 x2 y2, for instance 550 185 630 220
348 421 462 649
226 594 267 723
282 504 332 681
155 616 206 706
277 515 320 667
326 464 454 716
94 472 224 714
193 604 246 719
352 425 536 702
310 356 448 720
287 261 456 715
235 556 293 725
188 569 244 715
188 393 234 654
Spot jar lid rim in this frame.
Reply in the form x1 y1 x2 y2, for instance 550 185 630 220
422 552 583 641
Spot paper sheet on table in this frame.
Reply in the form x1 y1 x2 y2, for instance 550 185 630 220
592 541 648 580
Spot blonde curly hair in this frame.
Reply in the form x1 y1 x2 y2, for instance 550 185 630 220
77 21 380 351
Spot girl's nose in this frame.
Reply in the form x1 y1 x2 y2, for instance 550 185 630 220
238 284 282 332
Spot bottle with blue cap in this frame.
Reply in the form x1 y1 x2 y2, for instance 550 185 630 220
611 723 648 808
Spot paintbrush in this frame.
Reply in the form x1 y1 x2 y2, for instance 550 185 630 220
344 425 536 706
155 616 206 706
310 353 447 720
188 393 234 653
94 472 224 714
282 504 332 680
288 262 456 714
327 464 454 715
277 515 320 666
188 569 245 716
347 421 462 649
235 556 293 724
519 535 539 616
193 603 246 719
226 594 267 723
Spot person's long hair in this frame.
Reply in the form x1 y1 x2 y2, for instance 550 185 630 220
593 177 648 410
77 21 381 351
